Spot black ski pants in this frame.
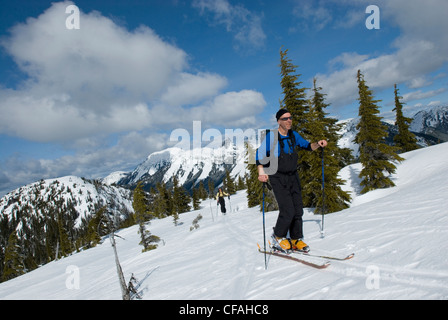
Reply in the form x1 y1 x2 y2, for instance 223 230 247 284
218 197 226 213
270 172 304 240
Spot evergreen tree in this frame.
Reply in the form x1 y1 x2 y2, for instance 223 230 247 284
207 179 215 199
172 211 179 226
1 232 24 282
279 48 313 196
223 169 236 195
172 176 191 215
197 181 208 200
245 140 260 209
133 182 158 252
279 48 310 131
85 206 109 248
148 187 161 218
57 212 71 257
246 163 261 209
192 188 201 210
301 78 351 213
355 70 404 194
153 182 171 217
393 84 419 153
236 176 246 191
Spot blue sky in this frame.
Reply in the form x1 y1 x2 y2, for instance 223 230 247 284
0 0 447 195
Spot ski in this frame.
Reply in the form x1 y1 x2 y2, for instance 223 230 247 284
267 239 354 261
291 250 355 261
257 244 330 269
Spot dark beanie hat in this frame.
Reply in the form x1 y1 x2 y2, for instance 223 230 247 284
276 109 290 121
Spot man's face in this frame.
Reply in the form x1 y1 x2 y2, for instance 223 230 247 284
278 112 292 131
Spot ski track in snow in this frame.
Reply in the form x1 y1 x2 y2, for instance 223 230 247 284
1 143 448 299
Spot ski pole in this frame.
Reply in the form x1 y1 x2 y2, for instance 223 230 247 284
262 182 267 269
321 147 325 238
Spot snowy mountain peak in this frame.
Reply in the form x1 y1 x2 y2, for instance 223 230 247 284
0 175 133 227
119 141 247 190
410 105 448 133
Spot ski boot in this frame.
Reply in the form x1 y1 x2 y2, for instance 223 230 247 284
271 234 291 253
291 239 310 253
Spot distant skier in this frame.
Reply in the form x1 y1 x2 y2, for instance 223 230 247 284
216 188 230 214
256 109 327 252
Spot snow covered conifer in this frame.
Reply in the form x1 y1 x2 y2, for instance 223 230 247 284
355 70 403 194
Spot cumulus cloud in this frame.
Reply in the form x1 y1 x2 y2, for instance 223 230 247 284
0 1 268 194
149 89 266 128
192 90 266 127
159 72 228 107
0 1 266 143
314 0 448 108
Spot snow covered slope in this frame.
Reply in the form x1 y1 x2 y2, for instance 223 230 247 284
0 143 447 300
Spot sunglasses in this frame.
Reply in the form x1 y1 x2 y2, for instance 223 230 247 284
279 116 292 121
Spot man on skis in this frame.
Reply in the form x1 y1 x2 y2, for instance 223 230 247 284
256 109 327 252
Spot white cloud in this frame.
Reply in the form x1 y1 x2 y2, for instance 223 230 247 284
401 88 448 104
3 4 187 106
0 130 169 196
192 90 266 127
313 0 448 108
0 89 155 142
150 89 266 128
159 72 227 107
0 1 266 143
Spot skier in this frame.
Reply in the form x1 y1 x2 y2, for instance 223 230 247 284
215 188 230 214
256 109 327 252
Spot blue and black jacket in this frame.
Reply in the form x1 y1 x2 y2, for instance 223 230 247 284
256 129 311 174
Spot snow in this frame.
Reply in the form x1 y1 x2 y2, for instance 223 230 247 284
101 171 129 185
0 175 133 228
337 118 359 156
122 141 248 189
1 143 448 300
410 105 448 133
